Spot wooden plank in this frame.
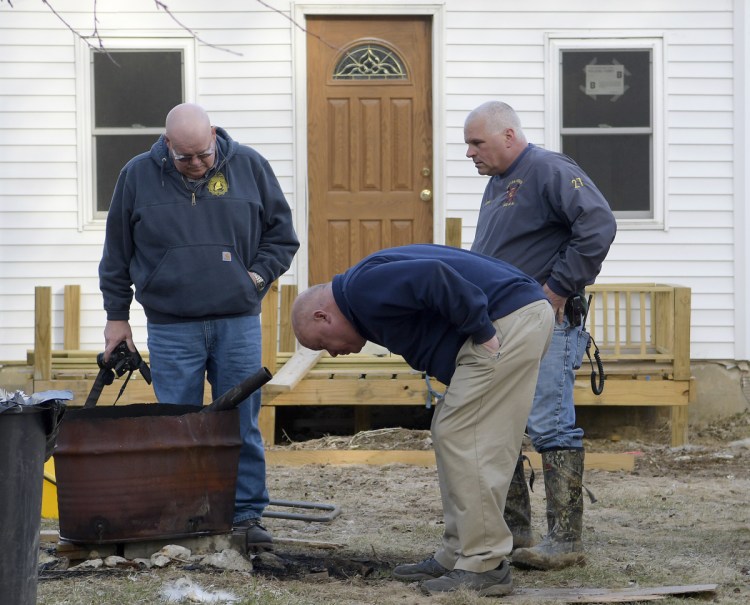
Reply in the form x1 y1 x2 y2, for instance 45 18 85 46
265 450 635 471
266 449 437 466
258 405 276 445
28 349 153 364
273 536 344 549
670 403 689 447
589 283 675 293
265 376 435 406
279 284 298 352
574 379 689 406
673 286 692 380
263 347 325 396
654 289 674 358
32 370 688 410
624 291 633 349
32 378 155 406
354 406 372 433
261 281 279 374
264 375 688 408
34 286 52 381
32 379 212 406
601 290 609 346
63 284 81 350
445 216 462 248
505 584 717 604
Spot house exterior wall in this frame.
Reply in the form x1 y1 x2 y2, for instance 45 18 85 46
0 0 745 363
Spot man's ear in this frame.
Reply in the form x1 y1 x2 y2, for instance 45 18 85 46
312 310 329 323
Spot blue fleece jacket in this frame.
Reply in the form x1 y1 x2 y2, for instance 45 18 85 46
331 244 547 385
99 127 299 323
471 144 616 298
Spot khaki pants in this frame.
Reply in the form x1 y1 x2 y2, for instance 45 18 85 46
432 300 554 573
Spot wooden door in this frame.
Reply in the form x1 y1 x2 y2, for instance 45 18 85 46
307 16 433 285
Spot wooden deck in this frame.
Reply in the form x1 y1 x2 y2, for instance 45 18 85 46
259 282 693 447
19 277 692 449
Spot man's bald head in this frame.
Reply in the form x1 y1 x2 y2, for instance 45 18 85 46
291 283 366 356
164 103 216 178
165 103 212 147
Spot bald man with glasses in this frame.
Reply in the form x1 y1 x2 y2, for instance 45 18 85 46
98 103 299 552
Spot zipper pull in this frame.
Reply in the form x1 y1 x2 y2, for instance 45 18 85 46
192 192 196 206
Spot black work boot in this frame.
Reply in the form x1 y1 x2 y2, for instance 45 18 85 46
503 454 537 550
511 449 585 570
234 518 273 553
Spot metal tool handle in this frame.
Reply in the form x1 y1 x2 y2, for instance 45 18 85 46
201 366 273 413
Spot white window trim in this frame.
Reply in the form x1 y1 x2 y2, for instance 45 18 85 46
75 36 196 231
545 34 666 231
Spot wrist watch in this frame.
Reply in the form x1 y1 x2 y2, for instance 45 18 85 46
250 271 265 291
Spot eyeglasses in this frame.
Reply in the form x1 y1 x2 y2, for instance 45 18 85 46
170 146 215 163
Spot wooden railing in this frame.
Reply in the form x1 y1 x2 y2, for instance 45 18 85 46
22 279 693 446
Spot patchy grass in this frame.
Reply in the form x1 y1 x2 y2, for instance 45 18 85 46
37 417 750 604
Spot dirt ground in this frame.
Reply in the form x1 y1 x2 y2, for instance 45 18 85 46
36 411 750 605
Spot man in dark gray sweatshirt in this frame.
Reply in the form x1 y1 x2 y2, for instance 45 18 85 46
466 100 617 570
99 103 299 551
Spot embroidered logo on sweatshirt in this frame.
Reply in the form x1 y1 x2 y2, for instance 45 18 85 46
222 251 232 262
485 178 523 207
208 172 228 196
503 180 522 207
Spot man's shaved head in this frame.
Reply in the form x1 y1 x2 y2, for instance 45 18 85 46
164 103 216 178
165 103 212 147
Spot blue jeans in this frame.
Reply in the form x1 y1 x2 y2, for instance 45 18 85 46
526 318 588 452
147 315 268 523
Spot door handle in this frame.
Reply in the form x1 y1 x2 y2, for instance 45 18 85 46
420 189 432 201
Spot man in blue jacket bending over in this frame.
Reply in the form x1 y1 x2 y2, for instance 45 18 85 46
291 244 554 597
99 103 299 552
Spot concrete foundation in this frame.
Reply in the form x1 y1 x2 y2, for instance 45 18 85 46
578 360 750 442
689 360 750 424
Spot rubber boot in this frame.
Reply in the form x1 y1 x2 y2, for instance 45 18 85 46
511 449 585 570
503 454 537 549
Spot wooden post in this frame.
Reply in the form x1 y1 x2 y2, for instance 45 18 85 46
670 285 692 446
672 286 692 381
258 407 276 446
670 404 689 447
354 407 372 433
445 217 462 248
260 282 280 446
279 284 298 353
63 284 81 350
34 286 52 381
653 289 675 356
260 281 279 374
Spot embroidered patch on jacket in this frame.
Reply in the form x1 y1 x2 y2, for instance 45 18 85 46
208 172 228 196
222 251 232 262
503 179 523 207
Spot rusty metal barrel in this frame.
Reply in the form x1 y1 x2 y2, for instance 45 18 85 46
54 403 241 544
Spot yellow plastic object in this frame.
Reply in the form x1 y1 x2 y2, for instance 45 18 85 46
41 457 59 519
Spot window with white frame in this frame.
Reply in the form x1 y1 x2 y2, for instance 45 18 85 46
548 38 663 226
77 39 194 226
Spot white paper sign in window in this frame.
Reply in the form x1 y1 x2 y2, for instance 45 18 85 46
585 64 625 96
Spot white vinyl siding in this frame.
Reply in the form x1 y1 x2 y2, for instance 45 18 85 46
0 0 743 363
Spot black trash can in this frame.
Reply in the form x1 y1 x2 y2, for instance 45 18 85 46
0 393 67 605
